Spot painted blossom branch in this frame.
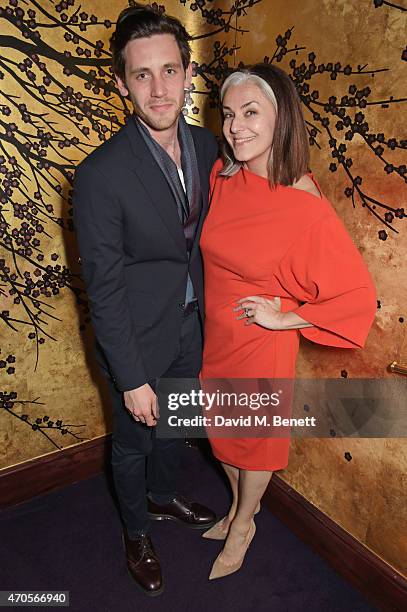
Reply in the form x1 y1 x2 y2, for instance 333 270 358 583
0 389 87 450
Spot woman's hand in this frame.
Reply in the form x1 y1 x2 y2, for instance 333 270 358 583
234 296 313 330
234 296 286 330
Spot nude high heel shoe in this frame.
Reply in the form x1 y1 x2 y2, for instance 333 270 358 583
202 504 260 541
208 520 256 580
202 515 229 540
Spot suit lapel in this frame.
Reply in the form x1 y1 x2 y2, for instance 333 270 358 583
124 119 187 257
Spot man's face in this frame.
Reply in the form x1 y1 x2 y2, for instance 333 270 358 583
116 33 192 132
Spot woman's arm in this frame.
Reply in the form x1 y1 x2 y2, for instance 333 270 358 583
234 296 313 330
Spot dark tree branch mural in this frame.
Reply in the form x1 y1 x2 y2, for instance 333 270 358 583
0 389 87 450
0 0 405 450
0 349 87 449
372 0 406 13
286 51 406 235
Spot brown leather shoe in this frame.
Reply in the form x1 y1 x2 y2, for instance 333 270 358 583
123 532 163 596
148 494 216 529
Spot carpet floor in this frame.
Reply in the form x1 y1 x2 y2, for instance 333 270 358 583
0 444 378 612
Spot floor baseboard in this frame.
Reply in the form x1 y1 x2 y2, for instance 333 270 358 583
264 475 406 612
1 436 405 610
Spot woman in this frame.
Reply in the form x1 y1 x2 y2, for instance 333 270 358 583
199 63 376 580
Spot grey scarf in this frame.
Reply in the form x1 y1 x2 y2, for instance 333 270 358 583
134 113 202 253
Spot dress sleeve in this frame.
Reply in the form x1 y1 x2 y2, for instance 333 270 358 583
278 213 377 349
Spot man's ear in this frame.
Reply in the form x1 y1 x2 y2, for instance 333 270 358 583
115 74 129 97
184 63 193 91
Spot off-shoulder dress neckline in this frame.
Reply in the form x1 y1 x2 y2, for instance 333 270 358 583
241 166 324 203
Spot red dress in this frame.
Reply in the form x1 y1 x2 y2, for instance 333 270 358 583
200 160 376 471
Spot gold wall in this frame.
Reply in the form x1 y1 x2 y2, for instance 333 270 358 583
0 0 405 576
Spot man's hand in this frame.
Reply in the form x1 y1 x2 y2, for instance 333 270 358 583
124 383 158 426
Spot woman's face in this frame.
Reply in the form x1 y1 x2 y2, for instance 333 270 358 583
222 81 277 174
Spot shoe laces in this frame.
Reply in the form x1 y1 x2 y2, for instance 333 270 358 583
136 534 155 557
174 494 194 516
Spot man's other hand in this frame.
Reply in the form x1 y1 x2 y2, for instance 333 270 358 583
124 384 158 426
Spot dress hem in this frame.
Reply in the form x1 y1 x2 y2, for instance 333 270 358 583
212 449 289 472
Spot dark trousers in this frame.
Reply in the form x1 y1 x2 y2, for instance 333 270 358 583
109 310 202 537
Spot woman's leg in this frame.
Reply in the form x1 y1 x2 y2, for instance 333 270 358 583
204 461 263 539
220 469 272 565
222 461 239 522
203 462 239 539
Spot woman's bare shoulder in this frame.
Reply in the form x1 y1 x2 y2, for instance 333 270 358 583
291 174 322 199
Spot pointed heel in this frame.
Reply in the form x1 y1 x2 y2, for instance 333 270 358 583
202 504 260 541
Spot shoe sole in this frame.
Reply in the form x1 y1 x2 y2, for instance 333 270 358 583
147 512 217 530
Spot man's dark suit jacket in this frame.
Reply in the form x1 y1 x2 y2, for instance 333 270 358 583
73 117 218 392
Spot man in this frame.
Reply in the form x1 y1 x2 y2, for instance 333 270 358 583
73 4 218 597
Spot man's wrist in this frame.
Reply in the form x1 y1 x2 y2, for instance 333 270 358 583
123 382 149 394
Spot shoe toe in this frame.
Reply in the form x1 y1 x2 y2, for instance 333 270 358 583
192 502 217 525
128 559 164 596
